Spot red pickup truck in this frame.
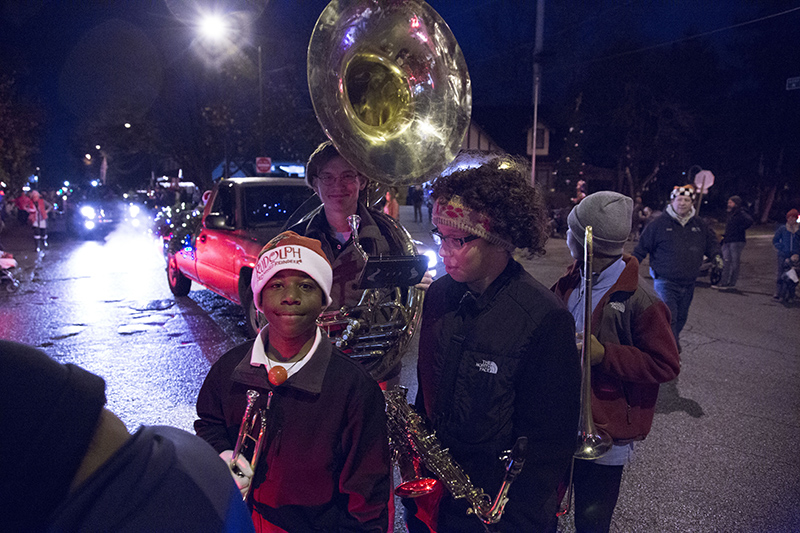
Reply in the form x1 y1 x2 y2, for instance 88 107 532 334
165 177 314 335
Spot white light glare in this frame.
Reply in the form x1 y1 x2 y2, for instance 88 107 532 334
199 14 227 41
424 250 438 269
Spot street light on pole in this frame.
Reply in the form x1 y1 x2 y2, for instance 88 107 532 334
197 12 265 175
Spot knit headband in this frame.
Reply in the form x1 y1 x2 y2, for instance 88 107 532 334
431 195 515 251
671 185 696 200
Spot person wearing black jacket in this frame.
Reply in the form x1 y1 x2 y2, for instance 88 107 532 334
715 195 753 290
633 185 721 351
404 152 581 533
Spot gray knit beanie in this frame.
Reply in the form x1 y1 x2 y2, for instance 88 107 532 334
568 191 633 256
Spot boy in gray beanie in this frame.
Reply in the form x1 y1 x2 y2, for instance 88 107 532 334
567 191 634 258
553 191 680 533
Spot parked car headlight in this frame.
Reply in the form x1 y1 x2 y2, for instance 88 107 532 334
423 249 438 269
413 240 441 280
80 206 96 219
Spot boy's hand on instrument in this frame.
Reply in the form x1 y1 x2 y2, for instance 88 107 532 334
219 449 253 496
590 335 605 365
415 270 434 291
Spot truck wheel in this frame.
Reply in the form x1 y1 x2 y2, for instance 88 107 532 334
167 253 192 296
243 293 266 337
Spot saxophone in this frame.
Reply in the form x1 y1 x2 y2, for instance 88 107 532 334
384 386 528 526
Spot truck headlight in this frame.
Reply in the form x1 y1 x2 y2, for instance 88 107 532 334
80 206 96 219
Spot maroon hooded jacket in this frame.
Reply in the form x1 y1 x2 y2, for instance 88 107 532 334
552 255 681 442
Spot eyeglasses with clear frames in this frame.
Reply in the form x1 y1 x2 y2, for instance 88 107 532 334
315 172 361 185
430 229 480 249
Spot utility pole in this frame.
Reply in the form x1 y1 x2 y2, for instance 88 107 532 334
258 45 264 153
530 0 544 187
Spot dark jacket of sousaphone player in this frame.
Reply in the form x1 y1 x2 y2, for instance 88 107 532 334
405 153 581 533
286 140 433 384
287 140 424 311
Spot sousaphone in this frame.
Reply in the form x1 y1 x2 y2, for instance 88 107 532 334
306 0 471 380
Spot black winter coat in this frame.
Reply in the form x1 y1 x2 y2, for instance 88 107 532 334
195 330 390 532
723 207 753 244
634 212 721 283
414 260 581 533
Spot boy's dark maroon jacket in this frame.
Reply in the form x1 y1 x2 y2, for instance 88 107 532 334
195 329 390 532
552 255 681 442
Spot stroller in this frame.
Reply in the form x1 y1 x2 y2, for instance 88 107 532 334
777 255 799 304
0 252 20 292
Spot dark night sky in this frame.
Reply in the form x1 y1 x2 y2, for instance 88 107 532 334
0 0 785 186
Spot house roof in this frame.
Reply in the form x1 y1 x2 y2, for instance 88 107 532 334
470 105 550 156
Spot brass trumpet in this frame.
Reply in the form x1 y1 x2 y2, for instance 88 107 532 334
558 226 613 516
230 389 271 500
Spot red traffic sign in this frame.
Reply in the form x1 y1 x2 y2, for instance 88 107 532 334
256 157 272 174
694 170 715 194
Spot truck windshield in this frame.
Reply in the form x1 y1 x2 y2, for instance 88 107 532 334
243 185 313 227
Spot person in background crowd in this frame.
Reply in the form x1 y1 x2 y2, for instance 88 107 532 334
633 185 721 352
383 187 400 220
412 184 424 223
629 195 647 241
572 180 587 205
195 232 390 532
25 190 53 251
14 191 32 225
0 339 254 533
405 152 580 533
552 191 681 533
772 208 800 300
776 253 799 303
424 184 434 224
714 195 753 291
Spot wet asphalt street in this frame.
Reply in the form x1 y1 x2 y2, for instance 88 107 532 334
1 205 798 532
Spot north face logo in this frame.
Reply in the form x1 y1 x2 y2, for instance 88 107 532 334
610 302 625 313
476 360 498 374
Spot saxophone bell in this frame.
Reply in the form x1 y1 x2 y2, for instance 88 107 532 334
385 386 527 526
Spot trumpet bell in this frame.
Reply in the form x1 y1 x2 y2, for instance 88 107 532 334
308 0 471 186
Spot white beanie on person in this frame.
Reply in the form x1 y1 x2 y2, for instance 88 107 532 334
251 231 333 310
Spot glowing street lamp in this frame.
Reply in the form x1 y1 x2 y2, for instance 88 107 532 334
199 13 228 42
195 11 265 176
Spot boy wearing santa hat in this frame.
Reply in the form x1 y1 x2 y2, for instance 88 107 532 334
195 231 390 532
